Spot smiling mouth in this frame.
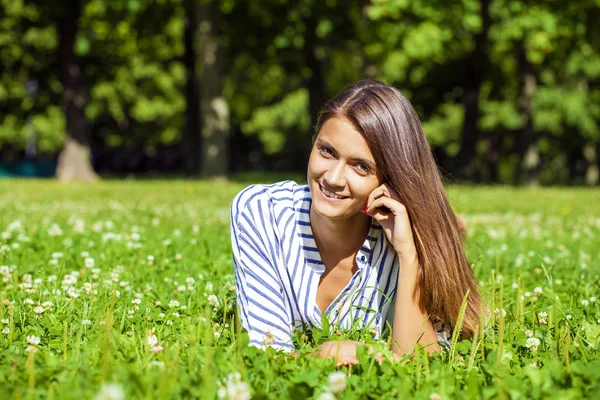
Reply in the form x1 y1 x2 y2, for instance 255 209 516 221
319 184 348 200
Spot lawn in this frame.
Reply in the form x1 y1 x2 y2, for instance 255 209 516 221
0 179 599 399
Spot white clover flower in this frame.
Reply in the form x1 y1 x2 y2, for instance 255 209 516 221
205 282 213 292
525 330 534 338
317 393 335 400
1 318 8 324
581 299 590 306
524 292 531 298
525 337 541 351
158 313 165 318
34 306 45 315
214 331 221 339
566 314 572 320
429 394 442 400
207 295 220 308
168 300 179 308
85 258 95 268
150 345 164 354
533 287 543 294
82 319 92 326
27 335 41 345
494 308 507 317
512 282 518 289
24 298 34 305
2 327 9 335
147 333 158 348
590 297 597 303
131 299 141 305
52 252 63 259
166 320 173 326
538 311 548 318
149 360 165 368
217 372 250 400
328 371 347 393
94 383 125 400
48 224 63 236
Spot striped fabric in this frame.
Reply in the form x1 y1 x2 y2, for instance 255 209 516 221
230 180 451 352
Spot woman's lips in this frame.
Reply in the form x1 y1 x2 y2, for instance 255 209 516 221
319 184 348 200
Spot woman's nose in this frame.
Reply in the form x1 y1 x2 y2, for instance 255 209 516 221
324 161 346 187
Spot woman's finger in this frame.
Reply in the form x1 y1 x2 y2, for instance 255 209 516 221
366 196 405 216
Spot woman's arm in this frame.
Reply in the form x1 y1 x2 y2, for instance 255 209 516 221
231 188 295 352
391 251 441 355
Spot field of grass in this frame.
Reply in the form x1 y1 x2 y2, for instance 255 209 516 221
0 179 599 399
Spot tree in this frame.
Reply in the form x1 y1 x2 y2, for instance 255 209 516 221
198 1 229 178
55 0 98 181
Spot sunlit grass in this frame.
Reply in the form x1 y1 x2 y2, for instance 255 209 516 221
0 180 598 399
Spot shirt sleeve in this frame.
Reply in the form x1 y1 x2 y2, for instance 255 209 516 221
230 187 295 352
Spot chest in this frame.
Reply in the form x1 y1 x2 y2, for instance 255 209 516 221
315 258 358 314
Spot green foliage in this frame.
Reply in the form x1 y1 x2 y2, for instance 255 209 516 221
0 0 599 183
242 89 310 155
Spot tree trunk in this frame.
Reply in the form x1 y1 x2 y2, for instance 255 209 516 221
182 0 201 175
516 45 539 186
56 0 98 182
198 3 229 179
483 135 499 182
583 143 599 185
455 0 491 182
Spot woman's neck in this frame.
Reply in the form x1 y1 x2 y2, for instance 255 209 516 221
309 207 371 262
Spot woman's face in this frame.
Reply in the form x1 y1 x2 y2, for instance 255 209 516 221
307 116 383 220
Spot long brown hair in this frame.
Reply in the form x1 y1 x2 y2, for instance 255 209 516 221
314 80 482 337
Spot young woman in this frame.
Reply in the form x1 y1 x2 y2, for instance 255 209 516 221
230 80 482 365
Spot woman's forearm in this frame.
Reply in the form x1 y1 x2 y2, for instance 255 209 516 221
391 253 441 356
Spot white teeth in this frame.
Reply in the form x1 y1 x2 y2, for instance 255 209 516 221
321 186 345 199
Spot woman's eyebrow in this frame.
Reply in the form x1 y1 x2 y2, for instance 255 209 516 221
316 138 337 153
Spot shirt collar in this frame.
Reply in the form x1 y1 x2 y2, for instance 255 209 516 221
295 185 382 271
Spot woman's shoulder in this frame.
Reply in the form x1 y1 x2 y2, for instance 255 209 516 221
231 180 306 216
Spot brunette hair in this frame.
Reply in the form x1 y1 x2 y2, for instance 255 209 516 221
314 79 482 337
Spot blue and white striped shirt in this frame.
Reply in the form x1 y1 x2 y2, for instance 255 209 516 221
230 180 451 352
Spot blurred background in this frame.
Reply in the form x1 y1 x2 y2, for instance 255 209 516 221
0 0 599 185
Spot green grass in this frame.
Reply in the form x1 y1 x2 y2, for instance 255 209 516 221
0 180 599 399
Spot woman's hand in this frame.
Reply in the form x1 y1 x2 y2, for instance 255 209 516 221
365 183 416 258
314 340 360 366
313 340 404 366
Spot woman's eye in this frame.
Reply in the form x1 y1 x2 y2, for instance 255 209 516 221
318 145 333 157
356 163 370 174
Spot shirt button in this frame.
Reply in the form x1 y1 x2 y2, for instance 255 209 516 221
360 255 366 262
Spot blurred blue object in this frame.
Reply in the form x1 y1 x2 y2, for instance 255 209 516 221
0 161 57 178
